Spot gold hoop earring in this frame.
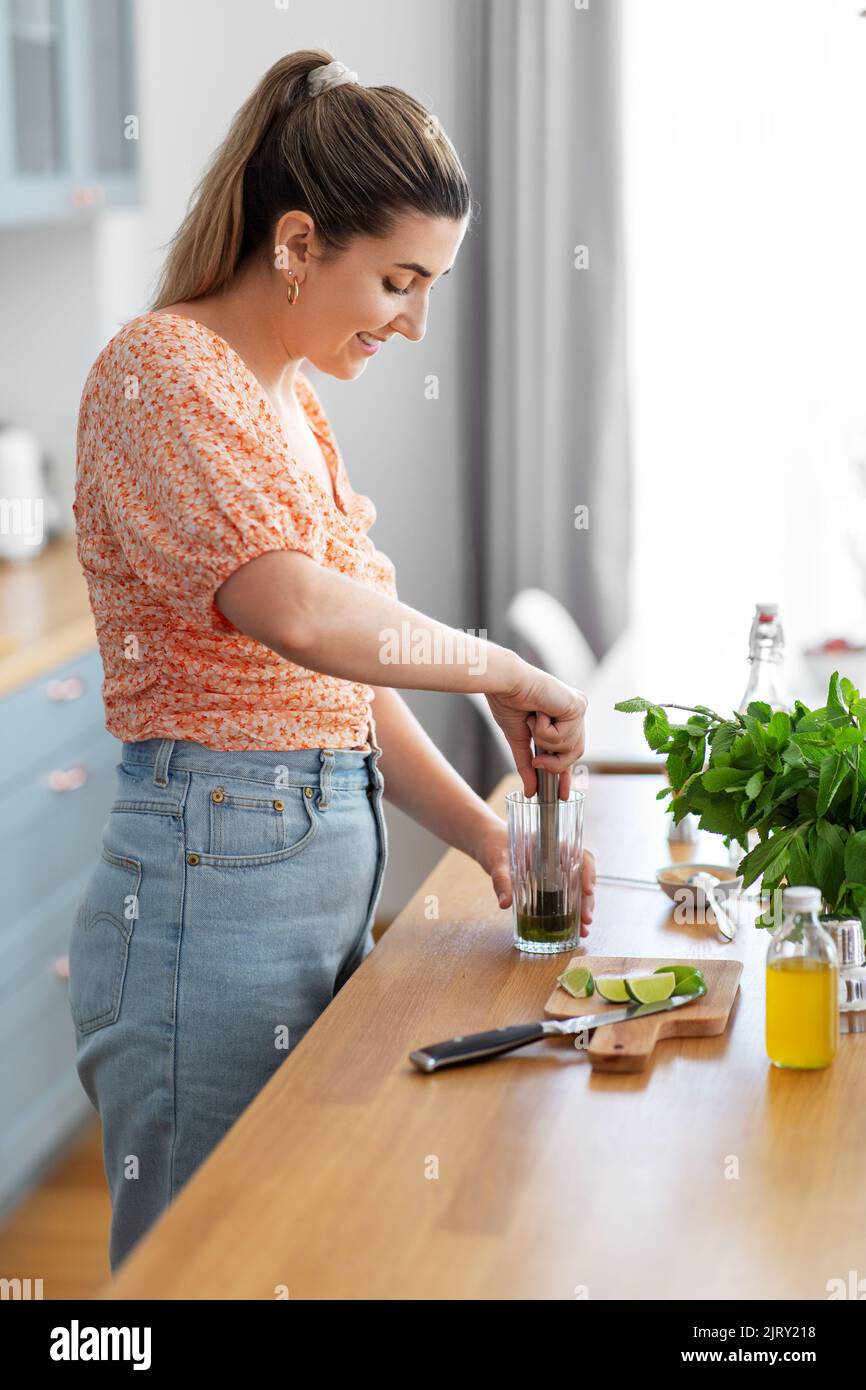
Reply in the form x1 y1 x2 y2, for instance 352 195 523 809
287 272 300 306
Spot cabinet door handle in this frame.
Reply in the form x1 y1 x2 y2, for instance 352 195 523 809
45 676 85 702
47 765 88 792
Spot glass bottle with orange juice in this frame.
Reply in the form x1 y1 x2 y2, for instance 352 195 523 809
766 885 839 1069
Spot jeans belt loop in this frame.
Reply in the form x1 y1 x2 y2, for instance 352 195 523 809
153 739 175 787
366 713 382 755
318 749 335 810
366 744 384 798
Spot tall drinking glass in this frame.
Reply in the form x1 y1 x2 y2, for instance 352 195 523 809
506 788 585 953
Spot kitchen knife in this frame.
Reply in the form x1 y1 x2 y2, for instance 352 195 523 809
408 989 706 1072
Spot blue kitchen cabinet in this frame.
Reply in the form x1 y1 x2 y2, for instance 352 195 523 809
0 643 120 1219
0 0 138 226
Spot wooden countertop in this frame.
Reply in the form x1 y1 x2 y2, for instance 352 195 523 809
0 536 96 697
104 773 866 1300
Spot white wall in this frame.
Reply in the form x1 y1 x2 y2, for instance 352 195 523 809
623 0 866 706
0 223 99 518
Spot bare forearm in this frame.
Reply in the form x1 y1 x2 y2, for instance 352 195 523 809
217 549 520 696
371 685 503 856
215 550 587 801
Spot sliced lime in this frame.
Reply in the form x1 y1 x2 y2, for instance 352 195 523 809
625 970 676 1003
677 973 705 996
594 973 631 1003
653 964 706 996
680 982 707 999
557 964 594 998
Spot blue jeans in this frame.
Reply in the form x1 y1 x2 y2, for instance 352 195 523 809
67 736 388 1273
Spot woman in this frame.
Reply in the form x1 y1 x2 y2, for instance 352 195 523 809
70 49 597 1274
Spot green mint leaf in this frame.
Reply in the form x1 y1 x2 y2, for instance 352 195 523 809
781 742 805 766
666 752 687 792
811 820 846 907
817 752 846 816
644 708 670 751
841 676 859 707
835 726 862 747
754 775 780 813
793 739 830 767
739 825 800 889
745 771 764 799
786 829 814 885
844 830 866 887
709 721 738 756
702 767 750 793
767 710 792 742
761 850 789 893
746 701 773 723
849 885 866 933
795 714 825 733
743 717 768 755
827 671 848 716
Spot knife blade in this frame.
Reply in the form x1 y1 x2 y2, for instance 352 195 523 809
556 989 705 1032
408 988 705 1072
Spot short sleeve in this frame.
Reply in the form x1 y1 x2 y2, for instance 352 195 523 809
94 326 327 631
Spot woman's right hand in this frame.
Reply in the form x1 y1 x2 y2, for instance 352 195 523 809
486 657 588 798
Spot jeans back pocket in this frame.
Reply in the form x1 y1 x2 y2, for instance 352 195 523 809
68 847 141 1035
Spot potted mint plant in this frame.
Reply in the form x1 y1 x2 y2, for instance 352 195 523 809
615 672 866 932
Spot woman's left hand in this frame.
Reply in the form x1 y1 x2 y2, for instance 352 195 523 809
471 816 596 935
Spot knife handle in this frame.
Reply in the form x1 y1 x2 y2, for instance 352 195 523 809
409 1022 546 1072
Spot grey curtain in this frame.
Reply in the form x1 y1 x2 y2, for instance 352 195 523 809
454 0 631 789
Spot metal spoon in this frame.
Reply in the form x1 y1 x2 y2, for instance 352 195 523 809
688 870 738 942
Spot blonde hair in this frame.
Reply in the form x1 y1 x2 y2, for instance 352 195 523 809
151 48 473 309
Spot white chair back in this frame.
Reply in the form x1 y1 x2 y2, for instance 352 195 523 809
505 588 597 687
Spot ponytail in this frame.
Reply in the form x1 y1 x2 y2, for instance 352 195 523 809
152 48 472 310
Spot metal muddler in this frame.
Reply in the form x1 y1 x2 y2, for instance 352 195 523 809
534 737 561 903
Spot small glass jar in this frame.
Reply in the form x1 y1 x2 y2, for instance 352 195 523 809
766 885 839 1069
820 915 866 1014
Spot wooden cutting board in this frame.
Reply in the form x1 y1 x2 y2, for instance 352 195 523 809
544 955 743 1073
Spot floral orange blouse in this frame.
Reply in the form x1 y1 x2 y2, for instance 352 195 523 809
74 311 398 751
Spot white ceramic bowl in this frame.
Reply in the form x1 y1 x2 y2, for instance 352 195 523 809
656 862 743 911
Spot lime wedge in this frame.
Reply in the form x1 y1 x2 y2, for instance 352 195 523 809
653 964 706 996
594 974 631 1003
557 964 594 998
625 970 676 1003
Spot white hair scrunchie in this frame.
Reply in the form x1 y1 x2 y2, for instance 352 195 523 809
307 60 359 97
